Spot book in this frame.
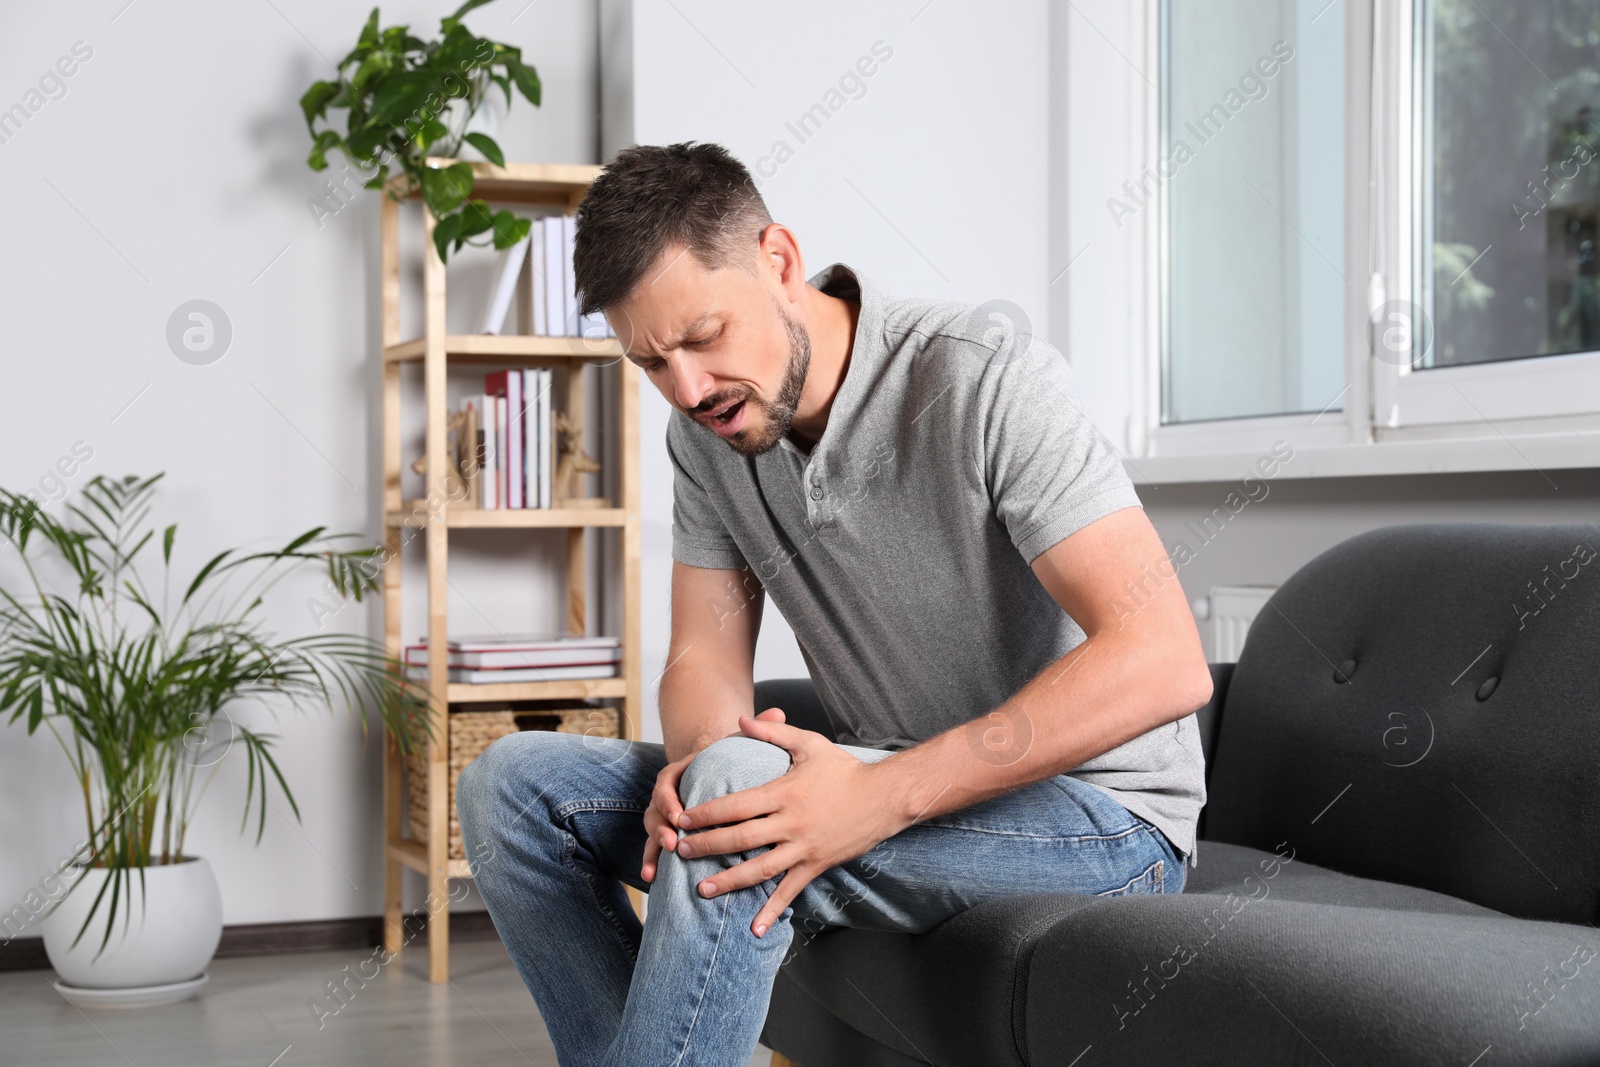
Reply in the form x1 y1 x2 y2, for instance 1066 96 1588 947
457 400 480 509
485 372 521 509
430 633 620 652
479 393 498 509
534 369 547 511
538 367 553 507
404 639 621 669
479 235 530 335
495 394 508 509
562 214 579 336
405 662 620 684
530 221 547 336
543 216 565 336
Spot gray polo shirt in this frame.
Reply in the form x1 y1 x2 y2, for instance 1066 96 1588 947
666 263 1206 862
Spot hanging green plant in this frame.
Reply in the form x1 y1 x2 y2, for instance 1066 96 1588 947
299 0 541 263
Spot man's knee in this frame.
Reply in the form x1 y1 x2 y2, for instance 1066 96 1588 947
679 736 791 809
457 731 567 829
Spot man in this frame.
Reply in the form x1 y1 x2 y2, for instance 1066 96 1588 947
456 142 1212 1067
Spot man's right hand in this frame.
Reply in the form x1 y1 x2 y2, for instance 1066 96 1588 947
641 706 787 884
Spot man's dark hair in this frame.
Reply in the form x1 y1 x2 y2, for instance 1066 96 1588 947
574 142 773 315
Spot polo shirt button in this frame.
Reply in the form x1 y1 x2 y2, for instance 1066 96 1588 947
810 485 824 500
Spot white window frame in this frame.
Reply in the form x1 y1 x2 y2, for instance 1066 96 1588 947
1130 0 1600 480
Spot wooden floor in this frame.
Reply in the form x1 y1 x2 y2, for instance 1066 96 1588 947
0 939 774 1066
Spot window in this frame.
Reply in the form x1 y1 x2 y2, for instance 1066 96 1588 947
1152 0 1600 457
1418 0 1600 371
1160 0 1347 425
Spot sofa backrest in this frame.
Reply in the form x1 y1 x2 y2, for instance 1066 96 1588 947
1203 523 1600 926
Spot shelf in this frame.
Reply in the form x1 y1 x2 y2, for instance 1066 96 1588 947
386 159 603 206
388 837 472 879
383 335 624 363
385 504 626 529
380 157 641 984
446 677 628 703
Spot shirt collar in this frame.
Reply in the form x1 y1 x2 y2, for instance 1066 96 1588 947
778 262 882 458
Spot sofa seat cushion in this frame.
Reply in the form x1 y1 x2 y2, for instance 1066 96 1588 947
1184 841 1502 916
772 842 1599 1066
1026 844 1600 1066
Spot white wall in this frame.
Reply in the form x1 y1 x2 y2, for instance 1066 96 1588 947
0 0 599 928
604 0 1052 743
0 0 1057 935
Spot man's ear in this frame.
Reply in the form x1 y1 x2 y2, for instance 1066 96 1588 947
758 223 807 304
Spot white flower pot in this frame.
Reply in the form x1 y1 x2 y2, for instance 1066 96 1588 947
43 856 222 993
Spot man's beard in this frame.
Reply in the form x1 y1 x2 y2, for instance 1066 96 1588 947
693 303 811 457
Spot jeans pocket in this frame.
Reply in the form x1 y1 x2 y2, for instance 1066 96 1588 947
1097 856 1164 898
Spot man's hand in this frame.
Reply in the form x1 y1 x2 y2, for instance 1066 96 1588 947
641 707 788 884
675 716 911 937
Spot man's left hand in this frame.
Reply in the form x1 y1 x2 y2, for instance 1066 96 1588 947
675 716 909 937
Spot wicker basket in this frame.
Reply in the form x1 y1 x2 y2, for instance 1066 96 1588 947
404 707 621 860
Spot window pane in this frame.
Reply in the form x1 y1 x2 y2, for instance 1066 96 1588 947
1161 0 1346 424
1419 0 1600 369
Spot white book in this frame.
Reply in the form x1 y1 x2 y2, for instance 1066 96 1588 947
531 369 544 511
539 367 554 507
479 393 498 509
542 216 565 336
561 215 579 336
405 646 621 669
478 235 530 335
406 662 619 684
506 372 523 509
530 222 547 336
443 633 621 652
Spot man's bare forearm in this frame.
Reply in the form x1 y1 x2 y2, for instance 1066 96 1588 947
871 627 1212 829
658 646 758 763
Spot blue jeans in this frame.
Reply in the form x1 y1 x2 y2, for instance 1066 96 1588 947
455 731 1183 1067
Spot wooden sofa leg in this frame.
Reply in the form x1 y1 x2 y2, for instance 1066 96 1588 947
770 1053 802 1067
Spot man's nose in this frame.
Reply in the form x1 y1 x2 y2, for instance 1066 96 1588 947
669 355 715 411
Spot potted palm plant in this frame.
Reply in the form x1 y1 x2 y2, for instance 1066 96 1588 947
0 474 428 1007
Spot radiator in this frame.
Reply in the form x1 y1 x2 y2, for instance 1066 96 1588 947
1195 585 1279 662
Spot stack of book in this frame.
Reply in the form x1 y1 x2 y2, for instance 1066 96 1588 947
404 634 621 684
452 369 557 510
479 214 615 340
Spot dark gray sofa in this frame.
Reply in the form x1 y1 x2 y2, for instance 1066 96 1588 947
754 523 1600 1066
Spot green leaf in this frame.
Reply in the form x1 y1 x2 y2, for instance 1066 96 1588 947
299 80 341 129
358 6 381 48
420 161 474 215
432 212 463 262
441 0 496 33
456 200 493 241
369 70 440 126
508 58 541 107
463 132 504 166
162 524 176 563
350 50 392 92
182 550 232 606
282 526 327 554
306 129 342 171
489 211 532 250
415 118 450 154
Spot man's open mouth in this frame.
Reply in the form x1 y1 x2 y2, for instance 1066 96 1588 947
707 398 742 428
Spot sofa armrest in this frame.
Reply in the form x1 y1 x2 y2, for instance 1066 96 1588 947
754 678 836 742
1192 662 1233 843
1194 662 1234 773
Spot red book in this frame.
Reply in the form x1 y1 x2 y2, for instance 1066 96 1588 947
484 371 523 509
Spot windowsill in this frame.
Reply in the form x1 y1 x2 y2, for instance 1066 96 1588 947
1121 429 1600 485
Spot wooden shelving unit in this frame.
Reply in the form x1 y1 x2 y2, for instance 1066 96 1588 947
378 161 641 983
